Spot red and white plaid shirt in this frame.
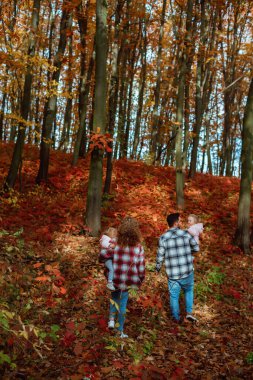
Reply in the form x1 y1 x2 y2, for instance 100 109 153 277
100 244 145 290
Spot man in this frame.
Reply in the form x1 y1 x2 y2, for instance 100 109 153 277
156 213 199 322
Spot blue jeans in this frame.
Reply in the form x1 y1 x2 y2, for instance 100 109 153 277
168 272 194 321
109 290 129 332
105 259 114 282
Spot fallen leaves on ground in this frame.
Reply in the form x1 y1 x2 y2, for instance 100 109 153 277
0 143 253 379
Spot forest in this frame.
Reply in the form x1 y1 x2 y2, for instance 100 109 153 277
0 0 253 378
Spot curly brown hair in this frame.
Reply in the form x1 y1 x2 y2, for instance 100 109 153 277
117 217 141 247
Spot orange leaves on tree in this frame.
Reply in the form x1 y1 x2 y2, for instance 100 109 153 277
88 132 113 153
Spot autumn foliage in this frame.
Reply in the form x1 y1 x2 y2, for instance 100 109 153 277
0 143 253 379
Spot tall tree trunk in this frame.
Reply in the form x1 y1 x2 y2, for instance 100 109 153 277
123 73 133 157
175 0 193 209
150 0 167 159
219 3 247 177
36 4 72 184
182 17 196 170
182 85 190 170
72 52 94 165
132 21 147 159
206 121 213 174
189 2 217 177
0 80 7 140
0 0 18 141
117 50 128 158
189 0 206 178
34 93 40 145
4 0 41 190
234 78 253 253
123 48 136 157
72 0 92 165
59 34 73 151
220 89 235 176
103 0 124 193
85 0 108 236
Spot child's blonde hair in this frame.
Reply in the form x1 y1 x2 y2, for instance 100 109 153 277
189 214 199 224
104 227 117 238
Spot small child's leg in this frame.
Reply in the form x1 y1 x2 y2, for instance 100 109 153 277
105 259 114 283
105 260 115 290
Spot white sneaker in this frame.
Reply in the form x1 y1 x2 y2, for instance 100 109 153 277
186 314 198 323
107 282 115 291
119 332 128 338
108 319 115 329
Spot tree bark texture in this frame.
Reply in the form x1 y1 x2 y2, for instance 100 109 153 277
234 78 253 253
36 3 72 184
85 0 108 236
4 0 41 190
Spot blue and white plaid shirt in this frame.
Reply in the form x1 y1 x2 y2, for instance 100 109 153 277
156 227 199 279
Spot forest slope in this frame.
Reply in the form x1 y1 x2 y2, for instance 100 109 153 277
0 142 253 379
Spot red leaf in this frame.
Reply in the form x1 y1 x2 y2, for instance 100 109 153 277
113 360 124 369
223 286 242 300
35 275 51 282
33 263 43 268
98 317 107 331
171 367 185 379
7 337 14 346
62 330 76 347
74 341 83 356
66 321 75 331
60 287 67 294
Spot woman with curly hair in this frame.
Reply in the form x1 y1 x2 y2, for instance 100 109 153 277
100 217 145 338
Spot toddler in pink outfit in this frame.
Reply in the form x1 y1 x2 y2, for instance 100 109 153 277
187 214 203 244
99 227 117 291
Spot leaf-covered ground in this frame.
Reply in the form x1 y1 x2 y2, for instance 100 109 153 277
0 142 253 379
